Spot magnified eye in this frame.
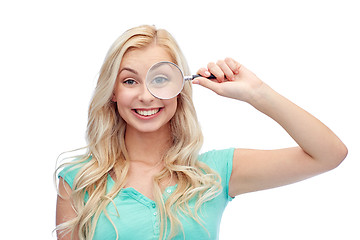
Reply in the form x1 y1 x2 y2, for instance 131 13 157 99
151 75 170 87
146 61 184 99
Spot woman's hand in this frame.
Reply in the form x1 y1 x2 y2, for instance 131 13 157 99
193 57 264 103
194 58 347 197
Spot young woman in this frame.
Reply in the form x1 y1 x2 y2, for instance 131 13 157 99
55 25 347 240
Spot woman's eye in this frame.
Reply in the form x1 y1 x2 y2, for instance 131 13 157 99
123 79 136 85
151 76 169 86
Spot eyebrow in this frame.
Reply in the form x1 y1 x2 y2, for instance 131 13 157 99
118 67 138 75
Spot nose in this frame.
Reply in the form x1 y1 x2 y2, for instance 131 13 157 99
138 82 155 103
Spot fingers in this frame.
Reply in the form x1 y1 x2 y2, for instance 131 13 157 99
194 67 221 93
197 67 211 78
206 62 224 82
225 57 242 75
198 57 241 83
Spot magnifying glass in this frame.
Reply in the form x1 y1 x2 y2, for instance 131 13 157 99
145 61 216 99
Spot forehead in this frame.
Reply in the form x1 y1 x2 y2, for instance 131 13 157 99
120 45 174 72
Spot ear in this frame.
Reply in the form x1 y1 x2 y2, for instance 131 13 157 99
111 93 117 102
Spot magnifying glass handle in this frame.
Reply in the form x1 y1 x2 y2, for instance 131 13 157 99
185 74 217 81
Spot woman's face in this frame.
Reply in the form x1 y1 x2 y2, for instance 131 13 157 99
112 45 178 134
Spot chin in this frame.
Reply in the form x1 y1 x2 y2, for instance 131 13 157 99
127 122 171 135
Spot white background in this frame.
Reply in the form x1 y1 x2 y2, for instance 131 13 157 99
1 0 359 239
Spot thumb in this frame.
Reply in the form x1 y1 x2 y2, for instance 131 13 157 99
192 77 221 94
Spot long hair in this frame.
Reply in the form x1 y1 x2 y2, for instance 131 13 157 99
56 25 221 240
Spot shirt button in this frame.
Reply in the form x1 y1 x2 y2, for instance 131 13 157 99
153 212 157 216
152 203 156 208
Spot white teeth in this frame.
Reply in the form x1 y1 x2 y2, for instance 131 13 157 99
136 109 160 116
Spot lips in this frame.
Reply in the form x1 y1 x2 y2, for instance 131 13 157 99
133 108 161 117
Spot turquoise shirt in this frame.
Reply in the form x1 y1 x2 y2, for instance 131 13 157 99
59 148 234 239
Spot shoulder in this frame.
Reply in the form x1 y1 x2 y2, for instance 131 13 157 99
198 148 235 201
198 148 235 171
58 155 92 188
198 148 235 183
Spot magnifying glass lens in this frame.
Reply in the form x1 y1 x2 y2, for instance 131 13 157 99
146 62 184 99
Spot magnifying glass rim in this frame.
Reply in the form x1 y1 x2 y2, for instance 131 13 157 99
146 61 185 100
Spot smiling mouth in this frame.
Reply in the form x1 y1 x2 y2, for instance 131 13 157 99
134 108 161 116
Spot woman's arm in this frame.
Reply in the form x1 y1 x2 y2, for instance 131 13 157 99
194 58 348 197
56 177 79 240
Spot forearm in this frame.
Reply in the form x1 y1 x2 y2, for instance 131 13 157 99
248 83 347 166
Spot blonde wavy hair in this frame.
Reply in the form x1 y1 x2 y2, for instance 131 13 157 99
56 25 221 240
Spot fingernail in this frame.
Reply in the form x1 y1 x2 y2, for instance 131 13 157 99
205 71 211 76
192 79 199 84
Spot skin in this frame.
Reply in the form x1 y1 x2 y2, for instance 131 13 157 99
194 57 348 196
56 45 178 240
111 45 178 199
56 46 348 239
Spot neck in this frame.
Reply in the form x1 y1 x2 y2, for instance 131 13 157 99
124 124 172 165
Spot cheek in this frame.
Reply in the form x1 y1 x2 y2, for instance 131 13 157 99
114 88 134 105
165 98 178 117
114 91 133 116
